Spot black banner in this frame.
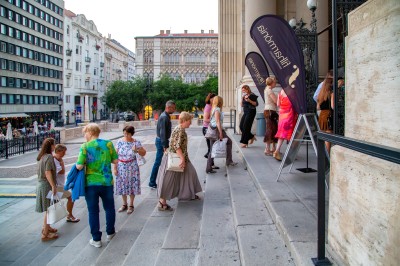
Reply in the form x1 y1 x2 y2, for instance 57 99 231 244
250 15 306 114
245 52 270 101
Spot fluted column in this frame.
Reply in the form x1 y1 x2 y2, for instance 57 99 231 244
84 95 90 123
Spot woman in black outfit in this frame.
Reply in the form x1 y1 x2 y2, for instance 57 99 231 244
239 85 258 148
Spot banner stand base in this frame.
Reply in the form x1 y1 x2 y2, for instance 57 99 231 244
297 167 317 173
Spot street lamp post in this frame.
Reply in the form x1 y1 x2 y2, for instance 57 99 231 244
57 94 63 127
194 99 199 118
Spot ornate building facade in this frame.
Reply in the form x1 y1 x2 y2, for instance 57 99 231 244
135 30 218 83
63 10 104 124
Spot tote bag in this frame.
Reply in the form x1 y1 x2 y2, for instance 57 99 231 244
166 152 184 172
47 195 68 224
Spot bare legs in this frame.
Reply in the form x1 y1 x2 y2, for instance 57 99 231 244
273 138 284 161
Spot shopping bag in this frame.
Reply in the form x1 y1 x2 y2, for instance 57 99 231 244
136 154 146 166
166 152 184 172
211 138 228 158
47 195 68 224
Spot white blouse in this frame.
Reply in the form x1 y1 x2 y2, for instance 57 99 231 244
264 87 277 111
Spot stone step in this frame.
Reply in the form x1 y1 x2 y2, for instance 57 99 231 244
227 151 294 266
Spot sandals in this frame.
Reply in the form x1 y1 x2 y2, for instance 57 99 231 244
66 216 80 223
249 136 257 145
226 162 238 167
127 206 134 214
273 152 282 161
118 204 127 212
158 201 173 211
206 170 216 174
240 144 248 148
211 166 220 169
264 149 273 156
41 230 58 242
48 227 58 233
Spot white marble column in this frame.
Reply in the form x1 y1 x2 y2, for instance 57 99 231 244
84 95 90 123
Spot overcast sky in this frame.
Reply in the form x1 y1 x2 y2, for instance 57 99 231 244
65 0 219 52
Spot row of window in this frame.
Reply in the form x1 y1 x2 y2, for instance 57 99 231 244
0 93 58 105
1 58 62 79
0 76 62 91
33 0 63 16
0 23 63 54
1 41 63 67
0 6 63 42
6 0 63 29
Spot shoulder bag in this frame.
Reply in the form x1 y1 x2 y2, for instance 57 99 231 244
205 109 218 140
166 151 184 172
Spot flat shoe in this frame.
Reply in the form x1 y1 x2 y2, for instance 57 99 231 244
240 144 248 148
206 170 217 174
273 152 282 161
158 201 173 211
211 166 220 169
191 195 201 200
66 216 80 223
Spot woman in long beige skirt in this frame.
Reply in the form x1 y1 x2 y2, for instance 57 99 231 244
156 112 202 211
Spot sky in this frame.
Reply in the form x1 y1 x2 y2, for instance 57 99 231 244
64 0 219 52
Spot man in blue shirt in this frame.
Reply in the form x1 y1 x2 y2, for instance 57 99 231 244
148 100 176 189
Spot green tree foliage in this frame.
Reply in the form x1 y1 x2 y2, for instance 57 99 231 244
103 75 218 114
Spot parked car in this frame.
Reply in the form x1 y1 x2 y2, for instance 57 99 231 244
124 112 135 121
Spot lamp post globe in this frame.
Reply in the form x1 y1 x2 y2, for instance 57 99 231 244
289 18 297 29
307 0 317 11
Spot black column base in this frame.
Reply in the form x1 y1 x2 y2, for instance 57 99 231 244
311 257 332 266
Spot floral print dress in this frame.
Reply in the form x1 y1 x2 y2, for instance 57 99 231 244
115 139 142 195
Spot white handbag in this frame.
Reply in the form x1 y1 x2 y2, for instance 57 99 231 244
211 138 228 158
47 195 68 224
166 152 184 172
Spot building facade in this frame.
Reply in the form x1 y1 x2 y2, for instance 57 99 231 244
0 0 64 128
135 30 218 83
63 10 104 124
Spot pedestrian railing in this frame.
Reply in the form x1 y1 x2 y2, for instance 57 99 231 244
313 132 400 265
0 131 60 159
226 109 237 134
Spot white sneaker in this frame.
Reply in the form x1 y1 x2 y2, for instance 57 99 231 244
106 233 116 242
89 239 102 248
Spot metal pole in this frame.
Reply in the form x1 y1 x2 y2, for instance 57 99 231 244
333 0 338 135
311 137 332 265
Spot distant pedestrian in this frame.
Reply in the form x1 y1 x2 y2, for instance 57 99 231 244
263 77 278 156
157 112 203 211
53 144 80 223
202 93 216 159
313 70 333 116
206 96 237 173
115 126 146 214
239 85 258 148
274 90 297 161
317 75 334 153
75 123 118 248
148 100 176 189
35 138 58 241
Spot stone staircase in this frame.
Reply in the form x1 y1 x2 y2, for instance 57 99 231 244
0 135 294 266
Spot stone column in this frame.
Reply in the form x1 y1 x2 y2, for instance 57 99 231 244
84 95 90 123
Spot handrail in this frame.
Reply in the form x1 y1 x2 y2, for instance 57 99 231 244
227 109 236 134
313 131 400 265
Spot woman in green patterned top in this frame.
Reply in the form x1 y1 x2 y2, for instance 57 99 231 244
76 123 118 248
156 112 203 211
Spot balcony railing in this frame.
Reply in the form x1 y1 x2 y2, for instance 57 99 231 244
100 62 104 67
85 57 91 63
105 53 112 60
66 49 72 56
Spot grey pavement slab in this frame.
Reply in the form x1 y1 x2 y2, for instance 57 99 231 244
155 249 198 266
122 216 172 266
162 200 203 249
237 224 295 266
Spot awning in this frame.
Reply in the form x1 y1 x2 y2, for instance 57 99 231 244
0 113 30 118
